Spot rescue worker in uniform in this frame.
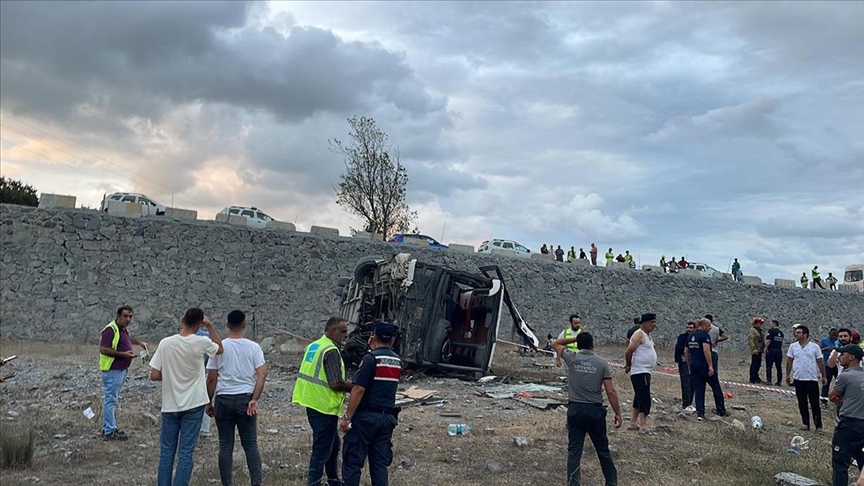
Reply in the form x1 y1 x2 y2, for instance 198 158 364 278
605 248 614 267
340 322 402 486
812 265 825 289
555 314 583 367
801 272 809 289
292 317 354 486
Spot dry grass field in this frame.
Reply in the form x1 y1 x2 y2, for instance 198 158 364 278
0 338 849 485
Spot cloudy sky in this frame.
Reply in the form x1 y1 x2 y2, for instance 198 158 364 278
1 1 862 282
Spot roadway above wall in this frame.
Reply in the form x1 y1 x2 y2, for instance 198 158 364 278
1 204 861 348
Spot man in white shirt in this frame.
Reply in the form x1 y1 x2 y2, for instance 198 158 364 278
150 308 223 486
786 325 827 431
206 310 267 486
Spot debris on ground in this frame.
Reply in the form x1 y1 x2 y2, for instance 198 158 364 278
773 472 827 486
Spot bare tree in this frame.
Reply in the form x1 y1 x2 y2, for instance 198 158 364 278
331 116 416 238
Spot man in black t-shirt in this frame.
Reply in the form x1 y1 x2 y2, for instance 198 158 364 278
625 318 641 345
340 322 402 486
686 318 728 420
764 320 784 385
675 322 696 410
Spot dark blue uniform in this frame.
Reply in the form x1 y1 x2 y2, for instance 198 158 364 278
765 328 784 385
688 330 727 418
675 332 693 408
342 348 401 486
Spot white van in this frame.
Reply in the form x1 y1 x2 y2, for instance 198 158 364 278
843 264 864 292
100 192 166 216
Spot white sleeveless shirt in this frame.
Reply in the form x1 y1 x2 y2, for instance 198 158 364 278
630 329 657 375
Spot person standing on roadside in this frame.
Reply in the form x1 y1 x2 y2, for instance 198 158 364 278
765 320 785 385
340 323 402 486
705 314 729 378
206 310 266 486
801 272 809 289
826 272 838 290
686 318 729 420
556 314 583 367
828 345 864 486
605 248 614 267
748 317 766 383
150 308 223 486
731 258 742 283
786 325 827 431
555 245 565 262
821 328 840 400
589 243 598 266
624 313 658 434
675 322 696 411
292 317 354 486
99 305 148 441
812 265 825 289
552 332 622 486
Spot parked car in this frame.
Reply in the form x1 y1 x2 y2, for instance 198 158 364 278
100 192 166 216
477 239 531 256
687 262 719 277
217 206 275 230
335 253 539 375
389 233 448 249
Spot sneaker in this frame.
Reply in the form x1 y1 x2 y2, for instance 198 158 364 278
103 430 128 441
684 406 696 413
696 415 704 421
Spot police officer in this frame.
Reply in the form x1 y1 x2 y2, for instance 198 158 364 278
340 322 402 486
555 314 582 367
764 320 785 385
685 317 728 420
828 345 864 486
292 317 354 486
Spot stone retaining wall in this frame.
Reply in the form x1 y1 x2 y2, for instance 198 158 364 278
1 204 862 347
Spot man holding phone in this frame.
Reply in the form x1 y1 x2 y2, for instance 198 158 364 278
99 305 148 441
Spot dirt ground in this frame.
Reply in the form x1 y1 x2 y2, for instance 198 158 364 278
0 339 848 486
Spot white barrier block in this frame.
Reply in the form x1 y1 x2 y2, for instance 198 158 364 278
641 265 664 272
837 284 860 293
164 207 197 220
712 272 733 280
609 262 631 270
106 200 142 218
353 231 384 241
38 193 76 208
741 275 763 285
774 278 796 288
310 225 339 236
678 268 702 277
530 253 554 261
448 243 475 253
570 258 590 266
215 213 247 226
267 221 296 231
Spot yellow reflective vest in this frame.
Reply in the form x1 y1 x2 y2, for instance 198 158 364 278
98 321 122 371
291 336 346 416
605 252 614 263
562 327 582 353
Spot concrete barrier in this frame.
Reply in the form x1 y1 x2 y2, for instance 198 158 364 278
105 200 142 218
267 221 296 231
491 249 530 259
609 262 630 270
215 213 247 226
164 207 197 220
678 268 702 277
448 243 475 253
774 279 797 288
570 258 590 266
353 231 384 241
741 275 763 285
38 193 76 209
530 253 554 261
837 284 860 293
712 272 733 281
641 265 664 272
310 225 339 237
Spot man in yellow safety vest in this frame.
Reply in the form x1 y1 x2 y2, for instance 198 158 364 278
99 305 148 441
292 317 354 486
801 273 809 289
555 314 584 367
605 248 614 267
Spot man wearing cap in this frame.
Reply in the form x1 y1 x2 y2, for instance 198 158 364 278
747 317 766 384
552 332 622 486
556 314 583 367
786 325 827 431
292 317 354 486
828 344 864 486
340 322 402 486
624 313 658 434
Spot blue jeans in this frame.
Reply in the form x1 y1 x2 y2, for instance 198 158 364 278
306 408 341 486
158 405 206 486
101 369 128 436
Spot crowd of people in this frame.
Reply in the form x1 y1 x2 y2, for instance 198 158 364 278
99 305 864 486
548 312 863 486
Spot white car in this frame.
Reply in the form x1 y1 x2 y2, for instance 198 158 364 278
687 262 719 277
100 192 166 216
218 206 275 229
477 239 531 256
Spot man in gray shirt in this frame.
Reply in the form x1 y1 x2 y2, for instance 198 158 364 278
828 344 864 486
553 332 622 486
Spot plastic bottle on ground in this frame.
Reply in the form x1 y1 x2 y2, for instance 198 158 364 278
447 424 472 436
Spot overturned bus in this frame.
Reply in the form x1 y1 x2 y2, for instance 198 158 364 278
334 253 539 375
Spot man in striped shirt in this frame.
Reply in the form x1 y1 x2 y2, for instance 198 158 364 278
340 322 402 486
